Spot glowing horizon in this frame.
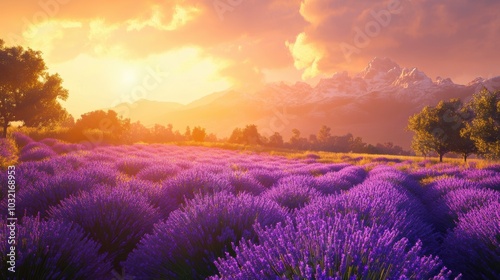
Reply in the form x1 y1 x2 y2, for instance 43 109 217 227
1 0 499 117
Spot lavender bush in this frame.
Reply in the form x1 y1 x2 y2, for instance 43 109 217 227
48 187 161 268
18 142 57 162
212 213 451 279
124 192 287 279
0 216 111 279
263 175 322 210
136 163 180 182
430 188 500 230
441 202 500 279
226 171 266 195
161 169 235 207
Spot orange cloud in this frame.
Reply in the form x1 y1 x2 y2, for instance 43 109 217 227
288 0 500 82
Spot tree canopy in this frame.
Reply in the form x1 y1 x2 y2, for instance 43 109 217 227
408 99 473 162
192 126 207 142
69 110 130 144
463 88 500 159
0 40 69 137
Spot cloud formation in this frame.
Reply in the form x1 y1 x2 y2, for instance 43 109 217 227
1 0 499 89
288 0 500 81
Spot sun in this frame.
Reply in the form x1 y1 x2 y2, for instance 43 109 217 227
120 68 139 86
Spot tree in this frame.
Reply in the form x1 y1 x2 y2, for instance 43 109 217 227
408 99 471 162
289 128 308 149
451 106 477 162
268 132 284 147
126 121 151 143
242 125 261 145
349 136 366 153
192 126 207 142
184 126 191 141
463 88 500 159
229 125 262 145
69 110 130 144
229 128 244 143
0 40 69 137
317 125 331 143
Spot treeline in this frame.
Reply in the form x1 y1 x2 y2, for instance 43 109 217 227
227 124 409 155
408 88 500 162
12 109 410 156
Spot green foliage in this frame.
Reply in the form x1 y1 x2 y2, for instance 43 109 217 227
0 40 69 137
463 88 500 159
408 99 473 162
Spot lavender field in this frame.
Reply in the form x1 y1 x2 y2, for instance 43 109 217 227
1 134 500 280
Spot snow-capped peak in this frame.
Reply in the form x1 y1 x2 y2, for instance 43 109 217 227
361 57 401 80
467 77 485 86
435 76 454 86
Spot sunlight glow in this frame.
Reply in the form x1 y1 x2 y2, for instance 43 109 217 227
120 68 139 86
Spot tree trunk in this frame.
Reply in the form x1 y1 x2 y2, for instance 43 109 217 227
2 121 7 138
463 153 467 163
439 153 443 162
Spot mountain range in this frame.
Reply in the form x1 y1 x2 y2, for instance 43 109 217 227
110 57 500 149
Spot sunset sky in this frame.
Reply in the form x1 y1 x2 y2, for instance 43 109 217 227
1 0 499 117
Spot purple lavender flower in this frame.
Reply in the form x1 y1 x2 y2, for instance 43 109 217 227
301 179 439 252
124 192 287 279
136 163 180 182
248 169 285 188
48 187 162 268
16 172 98 217
477 175 500 191
430 188 500 230
212 213 451 279
161 169 235 207
442 202 500 279
226 171 266 195
263 175 322 210
424 177 480 204
18 142 56 162
116 157 152 175
10 132 33 148
0 215 112 279
116 179 177 219
314 166 368 195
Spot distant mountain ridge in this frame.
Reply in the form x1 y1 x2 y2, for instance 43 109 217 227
110 57 500 148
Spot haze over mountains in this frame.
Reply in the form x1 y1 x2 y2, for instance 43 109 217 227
111 58 500 148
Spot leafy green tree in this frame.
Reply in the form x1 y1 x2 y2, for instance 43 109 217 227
408 99 471 162
0 40 69 137
463 88 500 159
192 126 207 142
